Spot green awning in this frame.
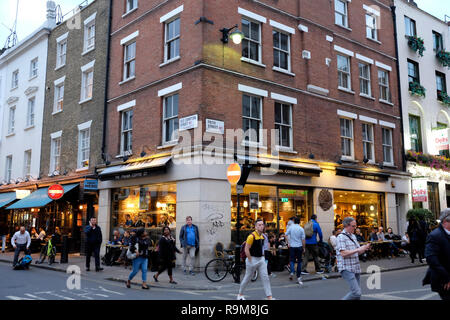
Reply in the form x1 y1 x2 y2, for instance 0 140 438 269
0 192 16 208
6 184 79 210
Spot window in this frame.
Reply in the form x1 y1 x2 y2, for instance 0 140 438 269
337 55 351 89
432 31 443 52
436 71 447 100
382 128 393 164
409 115 422 152
78 128 90 169
123 42 136 80
335 0 348 27
121 109 133 155
273 30 290 71
54 82 64 113
428 182 441 219
164 18 180 62
81 68 94 101
242 18 261 63
362 123 374 161
30 58 38 78
340 118 353 158
243 95 262 143
378 70 391 102
366 13 377 40
126 0 137 13
27 97 35 127
359 63 371 96
84 20 95 52
8 106 15 134
275 102 292 148
437 122 449 158
56 39 67 68
404 16 416 37
407 59 419 83
163 94 179 143
50 137 61 174
5 155 12 183
23 150 31 178
11 70 18 89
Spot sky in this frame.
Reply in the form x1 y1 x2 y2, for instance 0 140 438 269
0 0 449 49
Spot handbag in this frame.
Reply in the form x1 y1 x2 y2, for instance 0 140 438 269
126 242 139 260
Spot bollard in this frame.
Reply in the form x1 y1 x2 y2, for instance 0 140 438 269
234 244 241 283
60 235 69 263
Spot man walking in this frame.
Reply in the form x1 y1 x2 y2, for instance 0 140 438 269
286 217 306 285
423 209 450 300
301 214 324 275
11 226 31 267
336 217 371 300
179 216 199 275
84 217 103 272
237 219 274 300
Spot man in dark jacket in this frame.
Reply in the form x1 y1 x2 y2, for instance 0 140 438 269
179 216 199 275
423 209 450 300
84 217 103 272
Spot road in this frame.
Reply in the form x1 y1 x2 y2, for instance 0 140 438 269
0 262 440 300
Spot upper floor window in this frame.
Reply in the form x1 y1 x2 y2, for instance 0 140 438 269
8 106 15 134
5 155 12 183
23 150 32 179
335 0 348 28
123 42 136 80
362 123 374 162
274 102 292 148
126 0 137 13
404 16 416 37
164 18 180 62
359 63 371 96
366 13 377 40
56 34 68 68
54 78 65 113
432 31 443 52
437 122 449 158
121 109 133 155
30 58 38 79
382 128 393 165
407 59 419 83
273 30 290 71
27 97 35 127
378 69 391 102
83 14 96 53
242 18 261 63
80 61 95 102
340 118 354 159
337 55 351 89
436 71 447 101
78 128 90 169
163 94 179 144
11 70 19 89
50 136 61 174
409 114 422 153
243 94 262 143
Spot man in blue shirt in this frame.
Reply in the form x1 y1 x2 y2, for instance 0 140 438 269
286 217 306 284
179 216 199 275
301 215 324 275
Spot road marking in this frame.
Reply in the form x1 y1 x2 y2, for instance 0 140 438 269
5 296 34 300
211 296 229 300
95 294 109 297
363 293 410 300
35 291 75 300
98 286 124 295
415 292 438 300
61 290 94 300
24 294 47 300
180 290 202 295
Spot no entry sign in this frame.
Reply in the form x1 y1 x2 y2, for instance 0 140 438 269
48 184 64 200
227 163 241 185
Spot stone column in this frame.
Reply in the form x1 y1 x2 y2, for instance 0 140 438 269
313 188 334 242
386 193 398 233
97 188 111 256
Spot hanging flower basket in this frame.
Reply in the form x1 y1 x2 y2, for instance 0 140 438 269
409 81 426 97
406 150 450 172
407 36 426 57
438 91 450 107
436 50 450 68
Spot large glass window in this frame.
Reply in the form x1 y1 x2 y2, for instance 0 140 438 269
366 13 377 40
123 42 136 80
163 94 179 143
382 128 393 165
378 69 391 102
409 114 422 152
121 109 133 155
436 71 447 101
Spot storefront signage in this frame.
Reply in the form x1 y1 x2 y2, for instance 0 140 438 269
249 192 259 209
261 167 320 177
412 179 428 202
206 119 224 134
336 168 389 181
179 114 198 131
281 198 289 202
280 189 296 195
48 184 64 200
84 179 98 191
432 128 449 153
16 190 31 199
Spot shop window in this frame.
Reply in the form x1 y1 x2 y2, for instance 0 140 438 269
333 190 386 241
427 182 440 220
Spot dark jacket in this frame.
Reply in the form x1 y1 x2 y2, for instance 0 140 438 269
179 224 199 248
129 236 150 259
356 234 365 243
0 223 8 236
423 225 450 293
158 235 181 261
84 225 102 245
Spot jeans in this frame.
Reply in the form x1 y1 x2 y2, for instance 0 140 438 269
13 244 28 266
128 256 148 282
341 270 361 300
182 246 196 271
302 244 321 272
1 235 6 252
85 243 100 269
239 256 272 297
289 247 303 278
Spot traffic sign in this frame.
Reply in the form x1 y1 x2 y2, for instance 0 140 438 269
227 163 242 185
48 184 64 200
236 185 244 194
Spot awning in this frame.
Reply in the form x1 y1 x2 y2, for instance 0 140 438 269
336 167 390 182
99 156 172 181
6 184 79 210
0 192 16 208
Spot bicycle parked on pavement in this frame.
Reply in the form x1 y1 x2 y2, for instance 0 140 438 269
204 250 258 282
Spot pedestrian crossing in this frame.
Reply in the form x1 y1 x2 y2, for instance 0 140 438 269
5 286 125 301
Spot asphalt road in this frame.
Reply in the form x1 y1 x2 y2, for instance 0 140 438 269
0 262 440 300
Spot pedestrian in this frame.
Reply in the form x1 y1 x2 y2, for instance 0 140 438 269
301 214 324 275
0 221 8 253
407 218 424 263
11 226 31 267
153 226 181 284
422 209 450 301
335 217 371 300
84 217 103 272
179 216 199 275
126 229 150 289
285 217 306 284
237 219 275 300
286 216 295 232
262 227 275 277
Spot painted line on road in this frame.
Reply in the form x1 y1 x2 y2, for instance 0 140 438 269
5 296 34 300
415 292 438 300
179 290 202 295
35 291 75 300
98 286 124 295
24 293 47 300
363 293 410 300
210 296 229 300
95 294 109 297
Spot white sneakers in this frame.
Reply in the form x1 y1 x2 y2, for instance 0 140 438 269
298 277 303 285
237 295 246 300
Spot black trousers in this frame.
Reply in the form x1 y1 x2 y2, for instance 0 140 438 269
158 258 173 277
13 244 28 266
439 291 450 301
86 243 101 269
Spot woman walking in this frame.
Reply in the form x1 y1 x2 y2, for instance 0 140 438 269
126 229 150 289
407 218 424 263
153 226 181 284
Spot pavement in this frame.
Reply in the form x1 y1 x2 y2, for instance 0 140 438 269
0 250 428 291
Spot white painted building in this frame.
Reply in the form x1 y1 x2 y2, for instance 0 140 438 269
0 2 56 184
394 0 450 219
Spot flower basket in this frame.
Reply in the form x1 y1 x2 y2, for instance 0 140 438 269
409 81 426 97
436 50 450 68
406 150 450 172
438 91 450 107
408 36 426 57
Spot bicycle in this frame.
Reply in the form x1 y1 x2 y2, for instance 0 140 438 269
204 252 258 282
35 237 56 265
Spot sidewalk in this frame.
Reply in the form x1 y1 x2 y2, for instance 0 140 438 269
0 251 426 291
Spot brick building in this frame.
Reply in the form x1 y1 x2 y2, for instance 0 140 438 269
98 0 410 267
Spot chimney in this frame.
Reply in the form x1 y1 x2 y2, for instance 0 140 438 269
46 1 57 28
408 0 418 8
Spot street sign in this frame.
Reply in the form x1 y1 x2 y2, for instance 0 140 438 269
227 163 241 185
236 185 244 194
48 184 64 200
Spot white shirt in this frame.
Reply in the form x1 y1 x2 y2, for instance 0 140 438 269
329 235 337 249
11 231 31 247
445 228 450 236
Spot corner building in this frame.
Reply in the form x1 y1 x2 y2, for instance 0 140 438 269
99 0 410 268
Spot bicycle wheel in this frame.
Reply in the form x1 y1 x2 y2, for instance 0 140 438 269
205 259 228 282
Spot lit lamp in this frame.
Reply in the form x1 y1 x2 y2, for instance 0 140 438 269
243 201 248 208
333 204 337 210
370 205 375 211
352 204 357 210
220 25 244 44
258 201 262 208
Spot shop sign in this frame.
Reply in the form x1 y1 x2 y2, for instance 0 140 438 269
84 179 98 191
412 179 427 202
206 119 224 134
432 128 449 152
281 198 289 202
336 168 389 181
16 190 31 199
249 192 259 209
260 167 320 177
48 184 64 200
179 114 198 131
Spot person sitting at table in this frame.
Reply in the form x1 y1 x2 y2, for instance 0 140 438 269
117 230 131 264
125 215 133 227
146 215 157 228
168 216 176 229
30 227 38 239
355 228 365 243
401 232 410 254
158 215 169 227
109 229 122 245
369 227 379 241
36 228 46 241
329 229 340 250
385 227 400 256
376 226 386 241
276 233 288 248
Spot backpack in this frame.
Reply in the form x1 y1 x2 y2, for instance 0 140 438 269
240 233 255 260
304 220 314 238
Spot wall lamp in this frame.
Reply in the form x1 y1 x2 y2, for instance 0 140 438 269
220 25 244 44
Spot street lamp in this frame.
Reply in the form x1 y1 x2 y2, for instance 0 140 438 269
220 25 244 44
